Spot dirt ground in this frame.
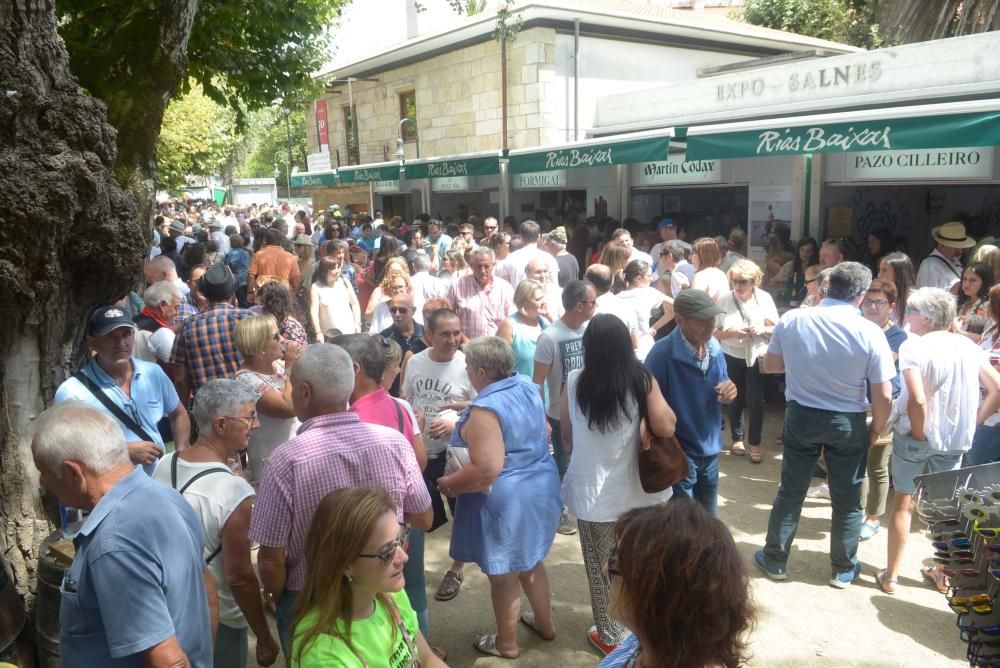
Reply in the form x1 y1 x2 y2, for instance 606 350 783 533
251 403 968 667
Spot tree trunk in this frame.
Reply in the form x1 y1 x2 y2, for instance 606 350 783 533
0 0 146 653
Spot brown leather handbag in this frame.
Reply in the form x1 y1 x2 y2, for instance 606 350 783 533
637 417 689 494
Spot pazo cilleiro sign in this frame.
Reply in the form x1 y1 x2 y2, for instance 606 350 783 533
843 147 993 181
632 156 721 186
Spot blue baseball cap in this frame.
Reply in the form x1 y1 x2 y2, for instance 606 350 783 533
657 219 675 231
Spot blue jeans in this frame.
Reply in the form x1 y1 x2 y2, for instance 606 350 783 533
276 588 300 658
672 452 720 516
763 401 868 574
214 623 248 668
548 417 570 480
967 425 1000 467
403 527 429 637
891 431 963 495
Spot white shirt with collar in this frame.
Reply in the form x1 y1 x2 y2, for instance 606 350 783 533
916 248 963 290
508 243 560 287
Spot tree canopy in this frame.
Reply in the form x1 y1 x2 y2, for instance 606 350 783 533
156 87 238 192
736 0 883 49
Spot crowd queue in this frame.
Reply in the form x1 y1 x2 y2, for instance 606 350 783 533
35 199 1000 667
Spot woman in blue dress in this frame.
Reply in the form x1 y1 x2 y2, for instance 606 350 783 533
435 336 562 659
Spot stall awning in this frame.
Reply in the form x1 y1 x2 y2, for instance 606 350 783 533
336 162 403 184
290 170 337 188
685 101 1000 161
402 151 503 179
508 129 674 174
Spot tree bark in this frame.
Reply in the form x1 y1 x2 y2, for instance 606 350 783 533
0 0 144 645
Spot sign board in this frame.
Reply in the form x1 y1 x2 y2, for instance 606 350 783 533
404 156 500 179
513 170 567 189
338 164 401 184
432 176 470 191
315 100 329 152
291 172 336 188
306 151 331 172
374 180 403 193
686 110 1000 160
631 156 721 186
509 136 670 174
843 146 993 181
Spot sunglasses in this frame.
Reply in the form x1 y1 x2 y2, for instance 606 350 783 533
934 538 974 550
732 279 752 286
951 592 992 605
952 601 994 615
977 520 1000 539
357 524 410 567
389 307 412 314
943 567 982 578
935 556 976 566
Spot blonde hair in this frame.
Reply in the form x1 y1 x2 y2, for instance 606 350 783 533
514 279 546 313
727 259 763 287
379 267 412 294
292 487 398 663
234 314 277 358
974 245 1000 284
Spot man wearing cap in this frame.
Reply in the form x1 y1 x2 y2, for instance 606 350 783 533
54 306 190 475
644 290 736 516
547 226 579 288
209 219 230 255
168 219 196 256
170 264 249 405
916 221 975 290
649 218 677 267
754 262 894 589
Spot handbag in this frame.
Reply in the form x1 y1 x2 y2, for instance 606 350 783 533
637 386 689 493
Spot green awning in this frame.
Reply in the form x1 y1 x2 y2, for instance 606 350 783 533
290 171 336 188
508 134 671 174
403 155 501 179
336 163 402 184
685 110 1000 161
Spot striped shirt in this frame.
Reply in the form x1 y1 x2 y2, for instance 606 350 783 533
447 274 514 338
248 412 431 591
169 302 248 393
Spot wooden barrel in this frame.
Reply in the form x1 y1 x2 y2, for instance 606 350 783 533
35 530 68 668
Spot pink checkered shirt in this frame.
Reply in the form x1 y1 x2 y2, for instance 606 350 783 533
248 411 431 591
447 274 514 338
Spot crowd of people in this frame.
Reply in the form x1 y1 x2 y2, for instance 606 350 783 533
34 198 1000 667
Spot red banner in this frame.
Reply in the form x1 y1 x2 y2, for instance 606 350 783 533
315 100 329 149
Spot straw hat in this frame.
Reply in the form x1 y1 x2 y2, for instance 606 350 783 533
931 222 975 249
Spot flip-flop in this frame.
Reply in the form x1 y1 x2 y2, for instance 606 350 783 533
519 613 556 641
749 445 763 464
876 569 897 594
731 442 746 456
921 566 949 594
472 633 519 659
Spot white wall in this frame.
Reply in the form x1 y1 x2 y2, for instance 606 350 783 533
553 34 752 142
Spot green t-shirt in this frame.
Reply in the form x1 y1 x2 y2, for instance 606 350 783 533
291 590 419 668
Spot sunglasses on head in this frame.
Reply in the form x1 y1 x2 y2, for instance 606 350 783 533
356 523 409 567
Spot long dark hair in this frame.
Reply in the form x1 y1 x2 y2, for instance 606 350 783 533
792 236 819 278
374 235 401 282
959 261 994 308
880 252 916 326
575 314 651 433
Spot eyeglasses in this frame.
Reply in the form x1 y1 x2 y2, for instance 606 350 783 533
389 307 411 314
607 544 621 578
357 524 410 567
224 412 258 426
862 299 890 308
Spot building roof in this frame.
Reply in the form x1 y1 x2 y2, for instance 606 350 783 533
317 0 859 81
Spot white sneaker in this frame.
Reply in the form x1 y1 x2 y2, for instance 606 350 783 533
806 482 830 499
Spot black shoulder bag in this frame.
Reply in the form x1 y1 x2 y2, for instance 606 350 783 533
73 371 159 444
169 453 231 564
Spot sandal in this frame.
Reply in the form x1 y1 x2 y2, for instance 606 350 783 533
749 445 763 464
876 569 897 594
434 570 463 601
731 441 746 457
473 633 519 659
519 613 556 641
921 566 949 594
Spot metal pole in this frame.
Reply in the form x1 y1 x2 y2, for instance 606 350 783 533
501 39 508 151
574 19 580 142
284 109 293 199
348 78 360 165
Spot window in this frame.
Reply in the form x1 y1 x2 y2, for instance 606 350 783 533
343 105 359 164
399 91 417 142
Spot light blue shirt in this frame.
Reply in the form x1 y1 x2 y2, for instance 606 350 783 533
59 469 213 667
54 357 179 474
768 298 895 413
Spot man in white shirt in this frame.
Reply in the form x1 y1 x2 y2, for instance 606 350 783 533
612 228 652 266
400 308 476 602
526 257 564 320
649 218 677 265
585 264 639 348
409 251 448 304
660 240 695 296
208 219 231 255
916 221 974 290
507 220 559 287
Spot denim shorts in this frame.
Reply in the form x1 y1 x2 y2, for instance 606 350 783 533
891 431 964 495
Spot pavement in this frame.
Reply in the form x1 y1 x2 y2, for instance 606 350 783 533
250 403 969 667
